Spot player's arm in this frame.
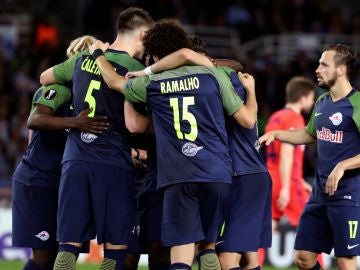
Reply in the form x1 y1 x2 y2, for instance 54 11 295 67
232 72 257 128
126 48 214 78
278 143 294 210
89 40 127 93
259 128 315 146
326 154 360 196
40 67 57 85
28 105 108 133
124 101 150 133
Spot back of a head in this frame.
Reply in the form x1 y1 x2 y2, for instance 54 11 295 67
324 44 357 80
286 76 315 103
117 7 154 34
191 35 208 55
66 35 96 58
143 19 192 60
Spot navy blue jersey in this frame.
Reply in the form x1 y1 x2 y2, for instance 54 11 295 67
306 90 360 205
125 66 243 189
13 84 72 188
222 67 268 176
53 49 144 170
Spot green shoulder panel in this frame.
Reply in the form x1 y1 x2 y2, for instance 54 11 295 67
124 76 150 103
349 90 360 132
33 84 71 112
105 52 145 72
53 53 84 83
306 92 329 137
209 67 244 116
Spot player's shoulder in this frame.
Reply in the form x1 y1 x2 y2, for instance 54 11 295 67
105 49 144 71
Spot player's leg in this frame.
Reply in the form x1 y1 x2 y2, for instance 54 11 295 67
162 183 204 270
336 256 357 270
94 165 135 270
329 205 360 270
147 242 170 270
54 161 97 270
138 189 170 270
218 174 271 270
198 182 230 270
12 180 59 270
294 199 332 270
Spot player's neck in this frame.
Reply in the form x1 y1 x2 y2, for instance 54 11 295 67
285 103 301 114
329 79 352 101
109 36 137 57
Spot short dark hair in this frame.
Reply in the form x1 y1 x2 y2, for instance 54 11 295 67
143 19 192 59
116 7 153 34
286 76 315 103
324 44 357 79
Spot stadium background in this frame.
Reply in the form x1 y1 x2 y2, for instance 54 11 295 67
0 0 360 269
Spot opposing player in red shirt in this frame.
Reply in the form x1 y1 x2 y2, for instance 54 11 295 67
265 76 315 230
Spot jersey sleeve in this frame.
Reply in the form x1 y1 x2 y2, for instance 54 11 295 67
33 84 71 112
212 68 244 116
53 54 79 83
306 108 317 137
349 91 360 132
124 76 150 103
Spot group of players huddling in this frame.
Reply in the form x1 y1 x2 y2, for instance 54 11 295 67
11 6 360 270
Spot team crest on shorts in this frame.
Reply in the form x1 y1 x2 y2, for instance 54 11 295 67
35 231 49 241
81 132 98 143
182 142 203 157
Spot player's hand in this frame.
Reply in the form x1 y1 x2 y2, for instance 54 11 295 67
325 163 345 196
277 187 290 210
126 70 146 79
238 72 255 94
89 40 109 54
302 179 312 194
259 131 276 146
75 107 109 134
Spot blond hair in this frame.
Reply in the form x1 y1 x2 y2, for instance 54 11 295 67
66 35 96 58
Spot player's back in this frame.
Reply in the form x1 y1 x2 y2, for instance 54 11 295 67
58 49 144 170
221 66 268 176
141 66 234 188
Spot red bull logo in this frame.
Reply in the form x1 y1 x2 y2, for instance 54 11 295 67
316 127 343 143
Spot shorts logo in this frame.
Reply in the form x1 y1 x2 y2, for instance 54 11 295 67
81 132 98 143
316 127 343 143
44 89 57 100
182 142 203 157
347 244 359 249
35 231 49 241
329 112 342 126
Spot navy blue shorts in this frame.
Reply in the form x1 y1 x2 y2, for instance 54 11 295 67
138 190 164 244
161 182 230 247
295 198 360 257
216 173 272 252
57 160 135 245
12 180 58 250
127 218 141 255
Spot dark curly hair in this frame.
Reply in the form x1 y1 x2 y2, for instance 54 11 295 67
143 19 192 60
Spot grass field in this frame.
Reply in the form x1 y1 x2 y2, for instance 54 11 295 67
0 260 305 270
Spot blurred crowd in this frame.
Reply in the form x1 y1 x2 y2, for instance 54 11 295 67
0 0 359 180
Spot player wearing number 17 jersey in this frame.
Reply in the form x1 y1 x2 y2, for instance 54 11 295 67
40 8 154 270
90 19 257 270
260 44 360 270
